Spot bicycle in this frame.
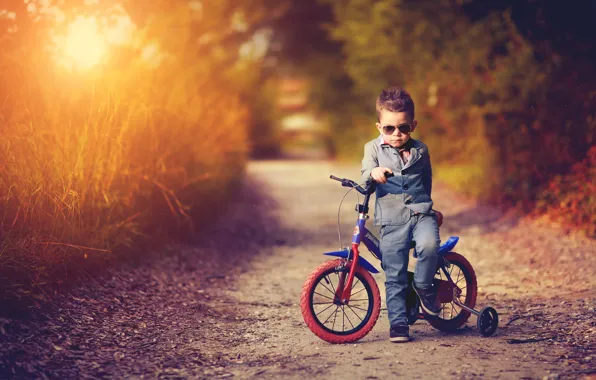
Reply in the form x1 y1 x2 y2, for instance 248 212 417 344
300 174 499 344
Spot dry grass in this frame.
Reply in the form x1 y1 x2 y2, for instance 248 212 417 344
0 38 250 297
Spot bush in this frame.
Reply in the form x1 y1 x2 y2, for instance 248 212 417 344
535 146 596 237
318 0 596 222
0 1 266 296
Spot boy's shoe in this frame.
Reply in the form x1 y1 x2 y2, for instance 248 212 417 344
414 285 442 316
389 324 410 343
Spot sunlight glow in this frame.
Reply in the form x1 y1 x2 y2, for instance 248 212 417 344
239 29 272 60
59 16 106 70
104 13 135 46
141 43 165 68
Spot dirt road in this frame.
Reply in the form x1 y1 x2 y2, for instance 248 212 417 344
219 161 595 380
1 160 594 379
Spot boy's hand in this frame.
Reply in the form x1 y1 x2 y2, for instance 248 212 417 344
371 167 393 184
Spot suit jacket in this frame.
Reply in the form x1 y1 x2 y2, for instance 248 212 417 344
361 136 434 226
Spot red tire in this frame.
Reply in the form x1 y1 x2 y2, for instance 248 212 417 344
300 259 381 344
428 252 478 332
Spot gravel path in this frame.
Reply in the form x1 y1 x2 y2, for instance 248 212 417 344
1 160 594 379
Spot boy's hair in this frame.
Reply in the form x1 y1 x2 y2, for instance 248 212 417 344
376 87 415 121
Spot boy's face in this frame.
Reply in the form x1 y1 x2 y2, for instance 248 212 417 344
376 110 417 148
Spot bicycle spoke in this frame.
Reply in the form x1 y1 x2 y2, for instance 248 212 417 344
332 305 338 330
310 268 376 334
315 303 335 317
318 281 336 297
341 306 355 330
429 261 474 323
313 291 334 300
346 305 365 322
454 269 462 285
455 304 462 318
349 305 369 312
328 273 337 294
322 306 339 325
455 271 464 286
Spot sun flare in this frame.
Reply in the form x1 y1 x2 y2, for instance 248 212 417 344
59 16 106 70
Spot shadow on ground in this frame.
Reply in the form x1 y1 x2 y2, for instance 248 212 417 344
0 174 306 379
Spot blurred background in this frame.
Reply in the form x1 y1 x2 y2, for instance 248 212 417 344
0 0 594 296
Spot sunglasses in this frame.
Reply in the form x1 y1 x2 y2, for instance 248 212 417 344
382 123 412 135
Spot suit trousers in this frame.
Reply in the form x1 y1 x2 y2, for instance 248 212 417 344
379 211 440 327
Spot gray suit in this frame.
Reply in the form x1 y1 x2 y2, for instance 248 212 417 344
361 136 433 223
360 136 440 327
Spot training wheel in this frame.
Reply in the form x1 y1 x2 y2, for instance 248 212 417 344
477 306 498 337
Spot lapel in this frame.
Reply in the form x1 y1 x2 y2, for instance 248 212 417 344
402 145 421 171
377 136 423 171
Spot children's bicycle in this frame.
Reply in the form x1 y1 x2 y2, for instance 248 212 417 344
300 174 499 344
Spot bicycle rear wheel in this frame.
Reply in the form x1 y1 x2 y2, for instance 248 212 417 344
428 252 477 332
300 259 381 344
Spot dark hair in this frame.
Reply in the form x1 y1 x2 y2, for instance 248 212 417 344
376 87 415 121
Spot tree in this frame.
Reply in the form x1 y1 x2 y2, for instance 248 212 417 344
322 0 596 206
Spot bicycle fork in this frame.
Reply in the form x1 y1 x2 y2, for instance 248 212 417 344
335 214 367 304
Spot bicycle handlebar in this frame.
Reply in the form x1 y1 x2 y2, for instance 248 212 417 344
329 172 394 195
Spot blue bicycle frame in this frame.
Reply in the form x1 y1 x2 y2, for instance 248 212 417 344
325 175 460 303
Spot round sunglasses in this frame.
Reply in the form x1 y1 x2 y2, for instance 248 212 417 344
382 123 412 135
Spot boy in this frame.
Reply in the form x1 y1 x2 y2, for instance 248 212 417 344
361 87 442 343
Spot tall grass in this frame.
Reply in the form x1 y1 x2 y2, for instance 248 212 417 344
0 35 249 296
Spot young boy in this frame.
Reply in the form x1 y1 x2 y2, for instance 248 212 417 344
361 87 442 343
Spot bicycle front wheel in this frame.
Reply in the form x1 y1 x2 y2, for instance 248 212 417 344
300 259 381 344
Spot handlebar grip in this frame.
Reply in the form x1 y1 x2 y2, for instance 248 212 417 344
329 175 342 182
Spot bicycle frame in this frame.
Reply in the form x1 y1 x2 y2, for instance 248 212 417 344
323 178 460 304
308 175 499 338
